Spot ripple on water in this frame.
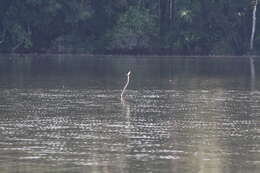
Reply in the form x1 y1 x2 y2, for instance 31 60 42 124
0 88 260 171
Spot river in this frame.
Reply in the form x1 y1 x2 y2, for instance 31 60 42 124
0 55 259 173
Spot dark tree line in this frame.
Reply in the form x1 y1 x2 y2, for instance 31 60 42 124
0 0 259 55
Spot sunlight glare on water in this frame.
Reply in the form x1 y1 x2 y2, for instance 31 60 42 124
0 55 260 173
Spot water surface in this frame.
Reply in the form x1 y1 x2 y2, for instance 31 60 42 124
0 55 260 173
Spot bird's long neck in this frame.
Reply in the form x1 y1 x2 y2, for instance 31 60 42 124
121 74 130 100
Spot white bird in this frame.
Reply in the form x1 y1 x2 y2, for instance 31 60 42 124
121 71 131 101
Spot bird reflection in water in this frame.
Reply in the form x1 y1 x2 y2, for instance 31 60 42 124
121 71 131 124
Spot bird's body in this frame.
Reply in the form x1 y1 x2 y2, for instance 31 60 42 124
121 71 131 101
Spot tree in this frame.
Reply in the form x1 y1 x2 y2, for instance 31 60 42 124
108 6 158 51
0 0 92 52
0 0 258 55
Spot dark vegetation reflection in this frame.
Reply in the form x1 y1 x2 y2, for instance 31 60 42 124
0 55 259 90
0 55 259 173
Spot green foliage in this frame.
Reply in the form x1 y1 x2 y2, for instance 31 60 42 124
0 0 93 52
169 0 254 54
0 0 258 55
9 23 32 49
108 6 158 50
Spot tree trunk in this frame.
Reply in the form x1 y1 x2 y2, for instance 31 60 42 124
159 0 168 36
200 0 211 53
169 0 176 27
158 0 161 32
12 41 23 53
169 0 172 26
159 0 176 35
250 0 258 50
0 29 6 44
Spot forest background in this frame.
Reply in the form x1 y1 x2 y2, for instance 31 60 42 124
0 0 259 55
